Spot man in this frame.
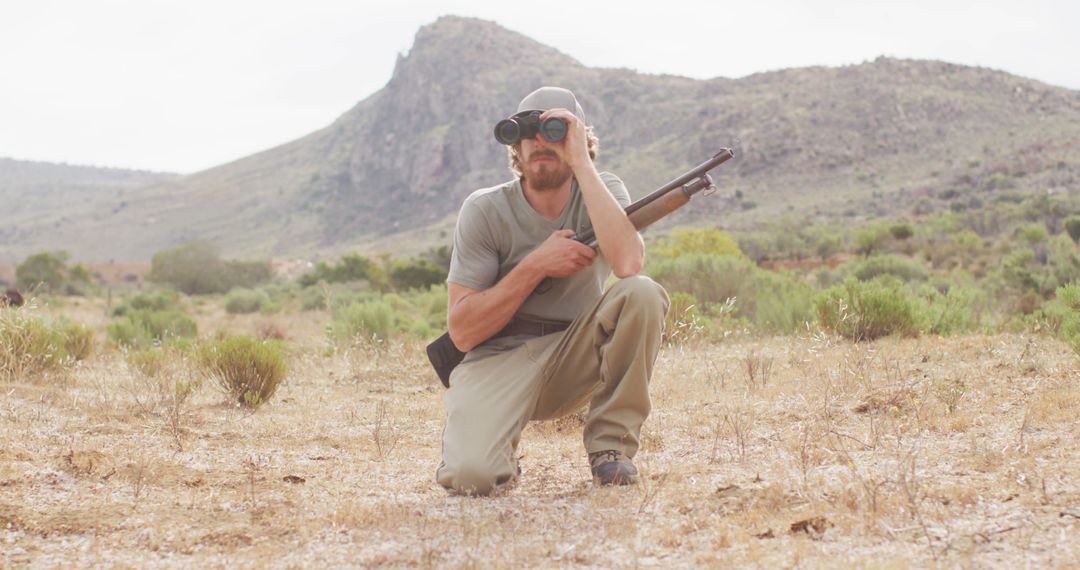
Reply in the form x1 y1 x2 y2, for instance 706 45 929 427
437 87 669 495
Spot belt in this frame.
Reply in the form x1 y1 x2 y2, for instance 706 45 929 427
494 318 570 339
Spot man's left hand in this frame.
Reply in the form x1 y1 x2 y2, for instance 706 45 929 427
539 108 591 173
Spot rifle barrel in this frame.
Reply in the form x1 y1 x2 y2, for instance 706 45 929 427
575 148 734 246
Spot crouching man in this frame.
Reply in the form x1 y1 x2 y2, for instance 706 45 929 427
437 87 669 495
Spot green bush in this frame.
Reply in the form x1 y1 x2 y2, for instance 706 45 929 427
815 278 919 341
108 309 197 349
845 254 929 283
664 292 705 343
889 224 915 241
112 289 181 316
647 253 814 333
127 347 171 379
57 321 94 361
330 299 394 341
0 309 89 381
224 288 270 314
913 284 981 336
1065 216 1080 244
197 335 287 408
298 254 375 288
854 224 891 256
324 284 449 342
1046 283 1080 357
15 250 89 294
148 241 271 295
653 228 743 260
389 258 448 291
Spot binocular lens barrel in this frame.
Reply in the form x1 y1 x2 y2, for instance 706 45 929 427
494 120 521 145
539 118 567 143
493 114 568 145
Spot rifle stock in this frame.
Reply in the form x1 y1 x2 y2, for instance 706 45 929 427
427 148 735 387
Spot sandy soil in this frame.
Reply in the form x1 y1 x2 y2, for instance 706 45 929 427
2 304 1080 568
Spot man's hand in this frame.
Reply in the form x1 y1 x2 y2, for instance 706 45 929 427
524 229 597 278
539 108 590 173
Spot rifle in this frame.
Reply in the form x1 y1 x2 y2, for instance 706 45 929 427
427 148 735 387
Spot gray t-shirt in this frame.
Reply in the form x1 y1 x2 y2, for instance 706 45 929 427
448 172 631 346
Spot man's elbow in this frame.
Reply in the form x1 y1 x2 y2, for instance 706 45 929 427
448 326 477 353
612 257 644 278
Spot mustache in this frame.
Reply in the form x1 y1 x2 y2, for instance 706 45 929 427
528 150 558 161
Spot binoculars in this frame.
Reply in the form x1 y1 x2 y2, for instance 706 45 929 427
493 111 568 145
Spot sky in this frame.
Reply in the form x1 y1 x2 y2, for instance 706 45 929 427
1 0 1075 174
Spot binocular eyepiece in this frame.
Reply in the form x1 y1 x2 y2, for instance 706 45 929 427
493 110 568 145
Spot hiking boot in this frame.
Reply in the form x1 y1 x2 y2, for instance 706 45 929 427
589 450 639 486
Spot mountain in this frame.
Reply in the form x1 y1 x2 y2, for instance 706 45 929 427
0 158 177 262
3 15 1079 264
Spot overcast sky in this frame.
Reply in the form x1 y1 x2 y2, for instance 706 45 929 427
1 0 1075 174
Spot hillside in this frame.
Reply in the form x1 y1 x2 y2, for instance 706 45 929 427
4 15 1079 263
0 159 176 262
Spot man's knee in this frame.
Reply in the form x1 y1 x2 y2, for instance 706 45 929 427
610 275 669 318
436 456 512 496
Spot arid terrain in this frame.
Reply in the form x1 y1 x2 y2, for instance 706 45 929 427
3 298 1079 568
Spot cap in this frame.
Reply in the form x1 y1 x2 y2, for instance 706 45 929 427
516 87 587 125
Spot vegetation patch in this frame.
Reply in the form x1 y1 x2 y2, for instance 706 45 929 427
197 335 287 408
815 278 919 341
0 306 91 381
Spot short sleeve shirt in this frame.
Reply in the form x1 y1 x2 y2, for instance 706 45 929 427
449 172 631 328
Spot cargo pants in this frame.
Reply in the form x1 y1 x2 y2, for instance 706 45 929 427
436 275 669 495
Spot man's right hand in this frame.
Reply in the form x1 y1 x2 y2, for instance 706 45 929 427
525 229 597 278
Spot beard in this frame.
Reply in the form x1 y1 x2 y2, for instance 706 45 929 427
522 150 572 191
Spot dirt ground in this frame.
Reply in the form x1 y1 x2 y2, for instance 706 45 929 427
3 302 1080 568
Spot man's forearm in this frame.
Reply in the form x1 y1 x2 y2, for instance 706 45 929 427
448 260 546 352
575 165 644 277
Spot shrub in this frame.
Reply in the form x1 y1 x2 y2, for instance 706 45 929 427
224 288 270 314
197 335 287 408
0 308 89 381
1048 283 1080 357
1016 223 1048 245
57 321 94 361
389 257 447 291
854 224 891 256
112 289 181 316
127 347 171 379
889 224 915 241
330 299 394 341
647 253 814 333
653 228 743 260
664 292 705 343
913 284 981 336
299 254 375 287
1065 216 1080 243
845 254 929 283
148 241 271 295
16 251 70 292
108 309 197 349
815 278 919 341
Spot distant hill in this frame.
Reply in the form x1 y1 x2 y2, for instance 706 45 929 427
4 15 1079 263
0 158 176 262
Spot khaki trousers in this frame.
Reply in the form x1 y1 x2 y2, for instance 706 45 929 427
436 275 669 495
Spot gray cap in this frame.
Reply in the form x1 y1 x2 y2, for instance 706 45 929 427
516 86 587 125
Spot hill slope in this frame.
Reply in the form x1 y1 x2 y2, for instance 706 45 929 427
4 15 1079 263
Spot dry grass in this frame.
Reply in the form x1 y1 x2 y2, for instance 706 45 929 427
2 300 1080 567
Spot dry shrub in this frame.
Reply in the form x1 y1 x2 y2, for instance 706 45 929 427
198 335 287 408
126 348 170 379
0 305 90 381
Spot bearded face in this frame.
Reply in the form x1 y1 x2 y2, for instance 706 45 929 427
520 142 572 191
